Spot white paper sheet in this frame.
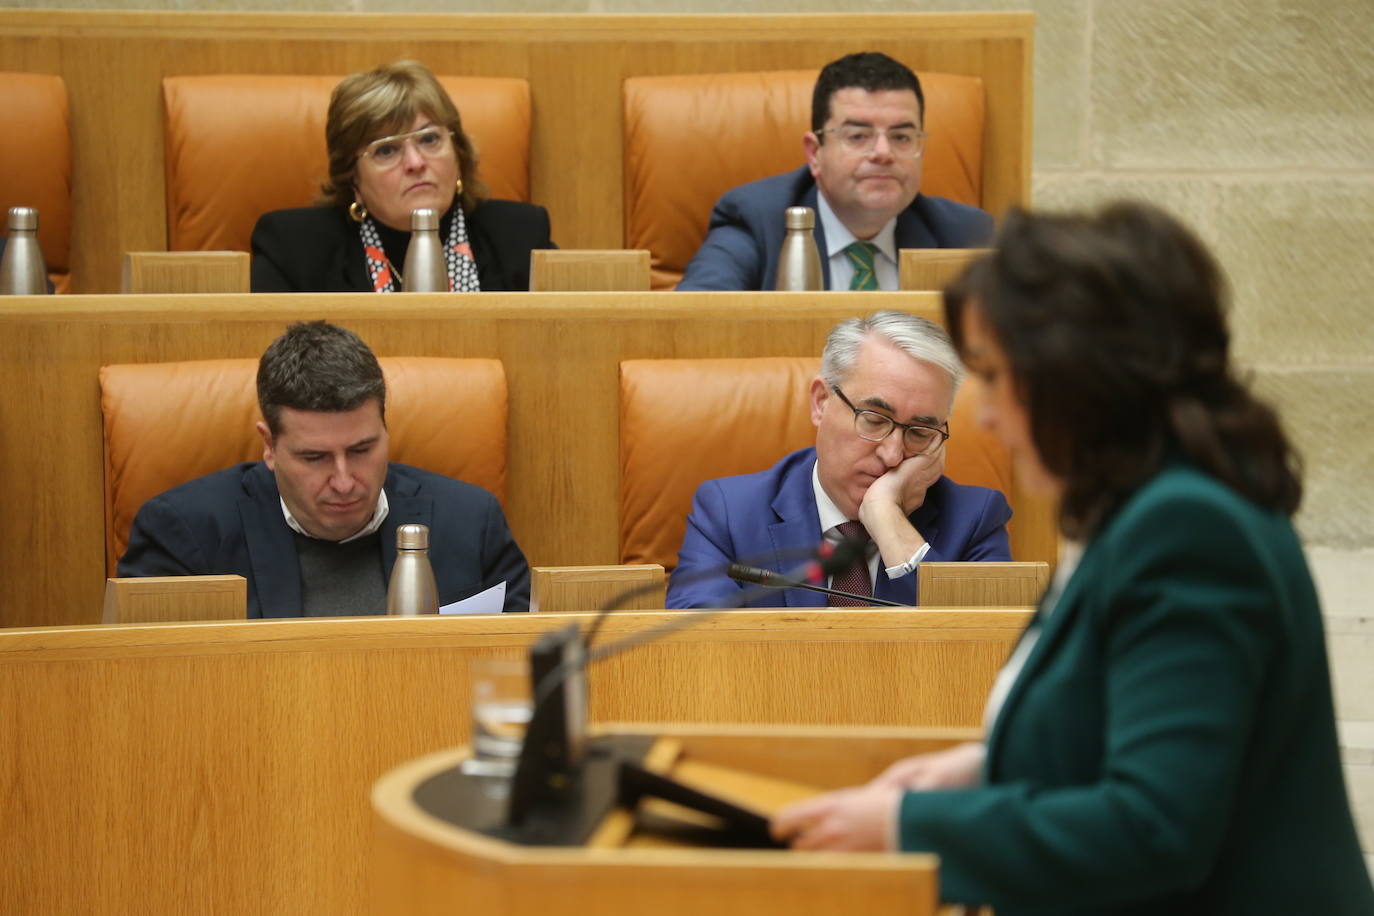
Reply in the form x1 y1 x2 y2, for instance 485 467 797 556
439 582 507 615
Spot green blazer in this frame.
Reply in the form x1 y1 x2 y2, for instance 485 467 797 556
899 465 1372 914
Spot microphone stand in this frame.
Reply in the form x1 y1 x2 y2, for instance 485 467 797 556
725 564 907 608
500 538 903 841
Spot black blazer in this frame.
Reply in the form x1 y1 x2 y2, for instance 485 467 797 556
249 200 554 292
118 462 531 615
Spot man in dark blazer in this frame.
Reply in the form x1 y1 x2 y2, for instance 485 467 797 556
118 321 530 615
667 312 1011 609
677 52 991 291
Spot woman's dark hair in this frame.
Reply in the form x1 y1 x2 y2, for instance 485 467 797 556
944 201 1301 538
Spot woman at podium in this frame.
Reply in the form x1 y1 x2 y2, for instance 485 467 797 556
773 202 1374 913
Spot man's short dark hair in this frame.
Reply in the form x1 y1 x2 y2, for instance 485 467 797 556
812 52 925 134
257 321 386 436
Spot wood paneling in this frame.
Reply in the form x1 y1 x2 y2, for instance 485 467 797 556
0 608 1026 916
530 250 651 292
531 565 666 613
918 561 1051 608
0 11 1033 293
0 292 1057 628
899 248 992 291
101 574 246 623
120 250 250 293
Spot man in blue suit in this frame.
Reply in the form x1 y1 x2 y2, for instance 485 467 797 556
677 52 992 291
667 311 1011 609
119 321 530 615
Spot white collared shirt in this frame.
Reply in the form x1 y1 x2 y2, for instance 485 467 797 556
981 540 1085 732
280 489 390 544
815 191 900 291
811 458 928 586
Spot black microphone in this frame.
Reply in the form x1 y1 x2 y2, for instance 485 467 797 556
726 562 906 608
581 535 873 664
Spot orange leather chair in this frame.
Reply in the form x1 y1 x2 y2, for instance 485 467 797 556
0 72 72 292
163 74 532 254
100 356 508 575
623 70 985 290
619 357 1032 572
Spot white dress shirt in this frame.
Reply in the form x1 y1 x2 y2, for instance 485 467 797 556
815 191 900 291
981 540 1085 732
812 459 929 587
279 489 390 544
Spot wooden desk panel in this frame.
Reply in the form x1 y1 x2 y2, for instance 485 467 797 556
0 609 1027 916
0 293 1056 628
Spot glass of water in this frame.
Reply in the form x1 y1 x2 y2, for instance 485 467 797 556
463 657 533 780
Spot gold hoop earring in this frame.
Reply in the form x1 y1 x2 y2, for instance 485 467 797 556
454 178 463 197
349 200 368 223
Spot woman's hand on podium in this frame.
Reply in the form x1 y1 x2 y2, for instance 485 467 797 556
770 783 901 852
771 742 986 851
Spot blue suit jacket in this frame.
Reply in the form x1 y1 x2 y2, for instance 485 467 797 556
118 461 531 615
667 447 1012 608
676 167 993 291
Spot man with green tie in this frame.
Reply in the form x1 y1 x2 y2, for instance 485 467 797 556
677 51 992 291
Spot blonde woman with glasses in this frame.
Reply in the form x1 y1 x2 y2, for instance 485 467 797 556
251 60 554 293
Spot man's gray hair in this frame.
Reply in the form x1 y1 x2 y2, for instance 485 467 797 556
819 310 964 397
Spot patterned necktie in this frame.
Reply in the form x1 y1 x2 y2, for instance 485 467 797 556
844 241 880 290
828 520 873 607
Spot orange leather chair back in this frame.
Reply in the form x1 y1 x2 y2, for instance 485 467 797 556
624 70 985 290
163 74 532 253
100 356 508 575
619 357 1011 571
0 72 72 292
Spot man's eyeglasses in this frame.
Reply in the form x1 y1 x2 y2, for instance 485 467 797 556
831 385 949 456
815 125 927 159
357 127 454 170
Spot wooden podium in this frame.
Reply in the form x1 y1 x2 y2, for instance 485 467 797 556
1 611 1023 914
370 724 979 915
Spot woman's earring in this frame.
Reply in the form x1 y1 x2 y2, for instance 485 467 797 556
455 178 464 197
349 200 368 223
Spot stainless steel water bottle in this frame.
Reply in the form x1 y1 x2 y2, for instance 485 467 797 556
0 207 50 296
386 524 440 615
401 208 447 292
773 206 823 291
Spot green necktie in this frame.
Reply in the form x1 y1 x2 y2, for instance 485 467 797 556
844 241 880 290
